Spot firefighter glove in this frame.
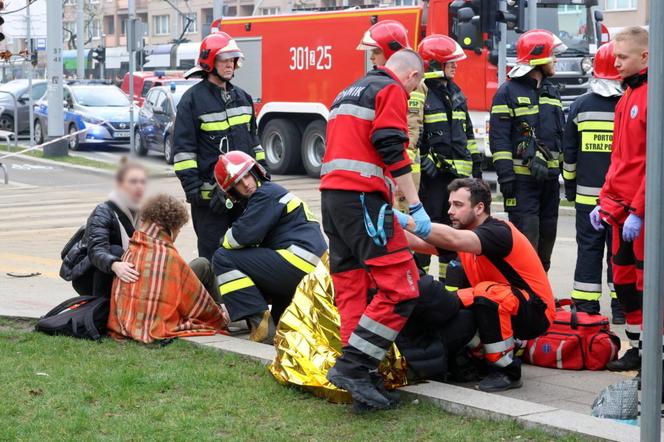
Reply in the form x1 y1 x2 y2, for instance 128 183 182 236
420 154 439 179
472 162 483 179
564 182 576 202
499 180 516 200
209 186 229 215
622 213 642 242
185 189 204 206
409 202 432 239
589 206 605 232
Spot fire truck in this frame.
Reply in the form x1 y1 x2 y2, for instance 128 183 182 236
216 0 606 177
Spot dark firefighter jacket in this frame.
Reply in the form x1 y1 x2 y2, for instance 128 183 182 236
562 92 620 211
421 79 479 177
173 78 265 200
489 75 565 184
221 181 328 273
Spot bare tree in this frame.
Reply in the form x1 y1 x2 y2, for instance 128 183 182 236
62 0 104 50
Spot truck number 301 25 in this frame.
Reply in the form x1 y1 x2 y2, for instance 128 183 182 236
289 46 332 71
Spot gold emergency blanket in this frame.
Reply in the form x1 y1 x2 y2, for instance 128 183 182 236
268 255 408 403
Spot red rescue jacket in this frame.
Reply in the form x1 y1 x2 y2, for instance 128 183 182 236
320 67 412 201
599 69 648 221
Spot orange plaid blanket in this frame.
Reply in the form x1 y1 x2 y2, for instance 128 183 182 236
108 223 227 343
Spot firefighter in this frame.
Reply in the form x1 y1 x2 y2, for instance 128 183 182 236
591 27 650 371
398 178 555 392
489 29 566 272
562 41 625 321
212 151 327 343
320 49 429 410
356 20 424 213
173 32 267 261
416 34 481 281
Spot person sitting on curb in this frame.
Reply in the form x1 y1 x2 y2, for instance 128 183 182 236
61 159 146 298
212 151 328 344
107 193 228 343
396 178 555 392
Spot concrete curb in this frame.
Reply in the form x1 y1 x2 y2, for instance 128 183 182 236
184 334 642 442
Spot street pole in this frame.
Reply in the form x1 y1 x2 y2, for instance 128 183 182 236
27 0 34 146
641 0 664 439
497 0 507 85
213 0 223 21
45 0 67 156
128 0 135 153
528 0 537 30
76 0 84 79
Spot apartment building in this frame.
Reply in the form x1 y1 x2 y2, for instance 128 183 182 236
601 0 649 32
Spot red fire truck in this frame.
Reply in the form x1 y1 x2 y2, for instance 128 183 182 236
216 0 606 177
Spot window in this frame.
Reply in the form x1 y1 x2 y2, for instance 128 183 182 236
145 89 158 108
104 16 115 35
182 13 198 34
605 0 637 10
89 19 102 40
141 81 153 98
31 83 47 100
153 91 166 111
259 7 280 15
119 15 128 35
394 0 416 5
152 15 170 36
162 96 173 116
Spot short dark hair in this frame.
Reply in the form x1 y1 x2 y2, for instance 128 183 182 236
447 178 492 214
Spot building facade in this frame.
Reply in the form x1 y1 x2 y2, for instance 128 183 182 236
601 0 649 32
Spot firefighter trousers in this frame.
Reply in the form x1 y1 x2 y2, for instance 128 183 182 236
212 247 308 323
506 177 559 272
321 190 420 376
459 282 551 379
571 210 614 309
417 171 456 280
191 203 233 261
610 221 645 349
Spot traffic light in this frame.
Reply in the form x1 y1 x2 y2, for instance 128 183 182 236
0 1 5 43
91 46 106 64
498 0 527 33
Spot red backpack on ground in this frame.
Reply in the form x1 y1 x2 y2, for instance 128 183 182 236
524 299 621 370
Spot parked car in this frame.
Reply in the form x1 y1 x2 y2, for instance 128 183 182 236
120 70 184 107
0 79 48 134
34 81 131 150
135 80 199 163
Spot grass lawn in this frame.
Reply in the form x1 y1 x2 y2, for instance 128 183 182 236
0 144 116 170
0 317 575 441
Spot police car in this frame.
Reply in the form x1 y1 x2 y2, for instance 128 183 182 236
33 81 132 150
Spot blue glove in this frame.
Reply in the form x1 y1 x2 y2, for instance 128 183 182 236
622 213 643 242
589 206 604 231
409 202 431 239
395 209 410 229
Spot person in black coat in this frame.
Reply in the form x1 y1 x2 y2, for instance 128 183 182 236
61 160 147 298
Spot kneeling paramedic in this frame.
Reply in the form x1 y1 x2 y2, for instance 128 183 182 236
398 178 554 392
212 152 327 343
320 49 431 410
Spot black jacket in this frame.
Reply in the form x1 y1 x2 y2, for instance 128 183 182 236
489 75 565 184
173 78 265 200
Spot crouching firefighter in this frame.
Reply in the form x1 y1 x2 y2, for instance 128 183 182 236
320 49 431 410
562 41 624 321
489 29 566 272
416 34 480 281
212 151 327 343
399 178 555 392
173 31 267 261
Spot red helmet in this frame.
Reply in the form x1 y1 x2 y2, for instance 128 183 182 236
197 31 244 73
509 29 567 78
356 20 410 60
593 41 620 80
417 34 466 78
214 151 268 194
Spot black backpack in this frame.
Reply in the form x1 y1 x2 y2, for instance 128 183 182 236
35 296 110 341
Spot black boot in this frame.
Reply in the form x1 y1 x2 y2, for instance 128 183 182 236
477 360 522 392
351 371 400 413
611 298 626 325
606 347 641 371
327 366 391 410
573 299 601 315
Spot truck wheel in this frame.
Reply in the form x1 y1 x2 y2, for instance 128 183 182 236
262 119 302 175
301 120 326 178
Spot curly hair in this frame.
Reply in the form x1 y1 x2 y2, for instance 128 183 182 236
141 193 190 233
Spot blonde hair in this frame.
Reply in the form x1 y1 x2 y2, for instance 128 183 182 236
614 26 649 51
141 193 189 233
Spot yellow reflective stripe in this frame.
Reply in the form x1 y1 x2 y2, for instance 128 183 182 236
578 121 615 132
540 97 563 108
513 105 539 117
514 164 531 175
411 163 421 173
529 56 554 66
277 249 316 273
286 197 302 213
439 262 448 279
454 160 472 176
452 111 466 120
255 151 265 161
222 237 232 249
219 277 255 295
173 159 198 171
409 91 425 102
610 291 617 299
445 285 459 292
200 114 252 132
424 112 447 123
492 151 513 161
575 194 598 206
229 114 252 126
201 190 212 200
505 198 517 207
467 140 479 155
571 289 601 301
547 159 560 168
491 104 513 116
562 169 577 180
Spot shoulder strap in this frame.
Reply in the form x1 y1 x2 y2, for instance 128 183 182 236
105 201 136 237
